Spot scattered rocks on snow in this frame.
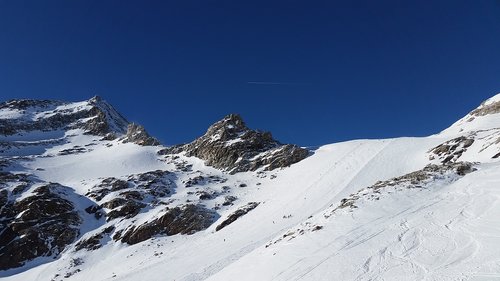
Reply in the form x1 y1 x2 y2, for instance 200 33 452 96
429 136 474 163
222 195 237 206
183 174 227 188
327 162 476 217
86 177 128 201
58 146 88 156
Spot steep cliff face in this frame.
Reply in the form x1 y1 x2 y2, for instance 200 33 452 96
160 114 309 173
0 181 81 270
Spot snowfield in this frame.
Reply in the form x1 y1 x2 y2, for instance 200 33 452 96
1 94 500 281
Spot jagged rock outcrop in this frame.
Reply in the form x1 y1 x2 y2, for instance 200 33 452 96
0 183 81 270
428 136 475 163
75 226 114 252
215 202 259 231
0 96 162 149
119 204 218 245
159 114 309 173
122 123 160 146
86 171 176 221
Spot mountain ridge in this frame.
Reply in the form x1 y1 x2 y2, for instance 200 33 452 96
0 93 499 281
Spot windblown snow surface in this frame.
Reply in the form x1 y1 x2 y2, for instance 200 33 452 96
2 94 500 281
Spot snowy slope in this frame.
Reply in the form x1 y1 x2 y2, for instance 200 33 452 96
1 94 500 281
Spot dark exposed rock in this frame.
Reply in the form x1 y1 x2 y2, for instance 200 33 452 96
215 202 259 231
129 170 174 197
0 183 81 270
58 147 88 155
122 123 160 146
86 188 110 201
86 178 128 201
172 161 193 172
0 159 9 169
159 114 309 173
120 190 144 201
75 226 114 252
85 205 103 220
106 201 146 221
184 176 205 187
120 204 217 245
183 175 226 188
429 136 474 164
87 171 176 222
75 234 103 252
198 191 213 200
62 258 84 278
0 172 29 186
85 205 102 214
101 198 129 210
0 190 13 219
106 178 129 191
311 225 323 231
82 96 129 137
222 195 237 206
454 162 475 176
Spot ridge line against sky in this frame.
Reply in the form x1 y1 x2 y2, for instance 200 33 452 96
0 0 498 146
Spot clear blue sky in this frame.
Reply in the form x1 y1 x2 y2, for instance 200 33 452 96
0 1 499 146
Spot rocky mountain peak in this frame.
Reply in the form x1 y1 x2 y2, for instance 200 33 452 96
82 97 128 137
204 113 254 142
88 95 103 103
208 113 247 132
122 123 160 146
0 97 129 138
160 114 308 173
0 97 159 149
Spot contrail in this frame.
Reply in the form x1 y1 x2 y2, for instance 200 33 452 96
247 81 299 85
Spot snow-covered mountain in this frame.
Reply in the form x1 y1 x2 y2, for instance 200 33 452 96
1 94 500 281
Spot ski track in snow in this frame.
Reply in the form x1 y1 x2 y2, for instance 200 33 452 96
187 140 395 281
273 169 500 281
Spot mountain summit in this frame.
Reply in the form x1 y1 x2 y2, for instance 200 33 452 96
0 96 128 138
1 94 500 281
161 113 309 173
